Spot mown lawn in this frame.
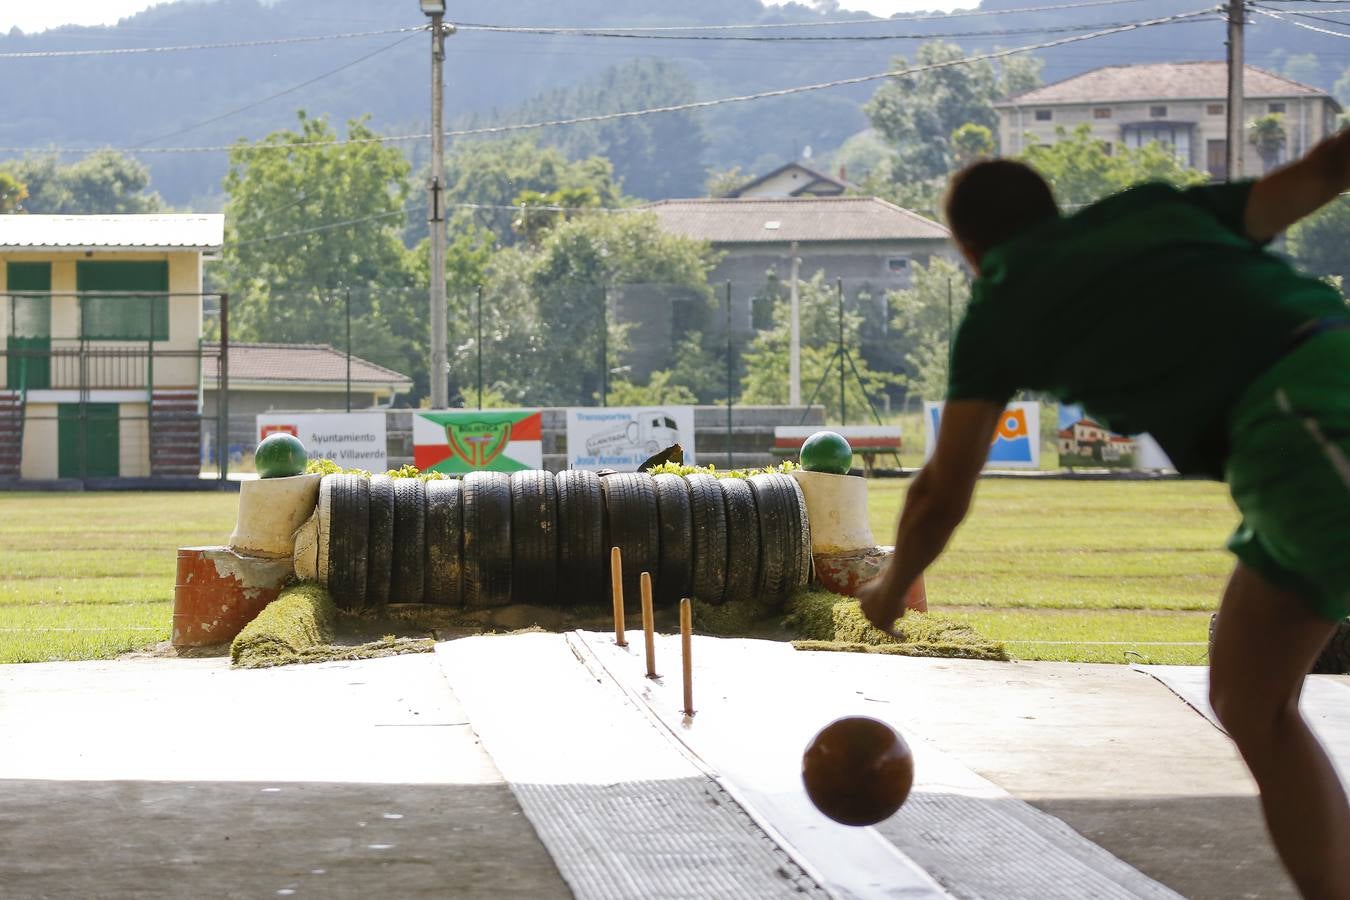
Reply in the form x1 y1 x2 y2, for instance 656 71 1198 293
867 479 1237 664
0 479 1238 665
0 492 238 664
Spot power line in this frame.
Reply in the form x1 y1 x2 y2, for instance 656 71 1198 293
455 17 1205 42
231 207 413 248
132 32 420 148
1250 4 1350 35
0 24 425 59
0 9 1218 157
462 0 1156 32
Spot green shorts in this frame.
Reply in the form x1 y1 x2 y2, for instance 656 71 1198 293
1225 330 1350 622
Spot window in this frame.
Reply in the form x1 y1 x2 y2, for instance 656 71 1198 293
1093 107 1112 119
1207 139 1228 180
886 257 910 275
1206 103 1225 116
76 261 170 341
1123 122 1193 167
1034 109 1052 121
1149 105 1168 118
1268 102 1286 114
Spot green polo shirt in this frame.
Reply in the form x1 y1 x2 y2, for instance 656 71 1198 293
947 180 1349 477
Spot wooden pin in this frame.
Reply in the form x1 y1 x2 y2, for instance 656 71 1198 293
610 546 627 647
680 597 694 717
640 572 657 678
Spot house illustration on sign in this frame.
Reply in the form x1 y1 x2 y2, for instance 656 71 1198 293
1057 417 1138 466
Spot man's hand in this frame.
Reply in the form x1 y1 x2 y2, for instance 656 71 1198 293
1245 127 1350 243
858 571 910 638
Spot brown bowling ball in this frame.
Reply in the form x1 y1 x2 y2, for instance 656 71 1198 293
802 716 914 826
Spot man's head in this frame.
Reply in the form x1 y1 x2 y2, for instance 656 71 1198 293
945 159 1059 271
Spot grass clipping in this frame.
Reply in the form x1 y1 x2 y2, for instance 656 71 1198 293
785 590 1009 662
231 582 433 669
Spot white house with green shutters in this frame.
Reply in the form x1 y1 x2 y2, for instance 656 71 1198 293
0 214 224 482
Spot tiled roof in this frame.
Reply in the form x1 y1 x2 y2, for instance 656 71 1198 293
0 214 224 251
644 196 948 244
1000 62 1333 106
724 161 854 197
202 342 412 390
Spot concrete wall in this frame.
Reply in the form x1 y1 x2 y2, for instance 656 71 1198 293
999 96 1337 176
19 402 57 480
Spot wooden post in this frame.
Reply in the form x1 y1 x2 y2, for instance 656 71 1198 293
641 572 656 678
680 597 694 716
610 546 627 647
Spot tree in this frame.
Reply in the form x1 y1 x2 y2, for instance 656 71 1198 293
827 129 896 184
457 212 718 406
435 138 624 247
740 272 896 421
1249 114 1288 173
864 42 1042 181
0 150 164 214
218 112 424 395
705 166 745 198
950 123 995 169
888 257 971 401
1020 124 1209 209
1289 197 1350 287
0 172 26 213
514 58 710 200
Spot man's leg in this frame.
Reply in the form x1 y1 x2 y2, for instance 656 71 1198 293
1209 563 1350 900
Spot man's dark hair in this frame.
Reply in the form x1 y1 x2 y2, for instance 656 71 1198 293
945 159 1060 261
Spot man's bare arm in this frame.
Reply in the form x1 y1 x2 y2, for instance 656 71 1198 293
1245 128 1350 243
858 400 1003 632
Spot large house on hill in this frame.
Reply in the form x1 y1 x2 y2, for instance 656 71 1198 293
996 62 1341 179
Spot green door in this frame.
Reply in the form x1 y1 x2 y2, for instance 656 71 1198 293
6 262 51 390
58 403 120 479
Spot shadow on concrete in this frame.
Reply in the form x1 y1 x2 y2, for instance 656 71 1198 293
1028 794 1297 900
0 779 570 899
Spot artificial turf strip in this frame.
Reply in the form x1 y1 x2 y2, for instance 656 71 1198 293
231 582 335 668
784 590 1009 661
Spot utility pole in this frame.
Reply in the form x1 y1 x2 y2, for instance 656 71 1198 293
422 2 454 408
1226 0 1245 182
788 242 801 407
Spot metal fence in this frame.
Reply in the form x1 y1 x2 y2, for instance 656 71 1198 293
0 291 229 483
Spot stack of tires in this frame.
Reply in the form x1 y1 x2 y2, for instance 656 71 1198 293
314 470 811 613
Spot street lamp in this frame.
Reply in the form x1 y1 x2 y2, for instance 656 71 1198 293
421 0 450 407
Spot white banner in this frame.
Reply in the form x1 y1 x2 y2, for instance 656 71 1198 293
566 406 696 472
923 400 1041 469
256 412 387 472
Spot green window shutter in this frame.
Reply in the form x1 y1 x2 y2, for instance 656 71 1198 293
6 262 51 389
76 261 169 341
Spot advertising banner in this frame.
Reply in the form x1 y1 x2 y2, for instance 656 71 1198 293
566 406 696 472
413 409 543 473
923 400 1040 469
256 412 387 471
1057 404 1174 470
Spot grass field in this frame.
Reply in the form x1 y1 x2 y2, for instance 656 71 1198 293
0 479 1239 666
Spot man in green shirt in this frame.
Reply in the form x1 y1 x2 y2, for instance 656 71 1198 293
859 137 1350 898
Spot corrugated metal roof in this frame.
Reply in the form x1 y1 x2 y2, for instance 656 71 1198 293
202 342 412 390
0 214 225 251
999 62 1333 107
644 196 948 244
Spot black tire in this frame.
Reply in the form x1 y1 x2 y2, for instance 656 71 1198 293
602 473 661 610
1313 620 1350 674
462 471 513 609
391 478 426 604
510 470 559 605
685 473 729 605
326 474 370 612
556 469 606 608
365 475 395 610
748 473 812 603
423 478 463 607
719 477 762 606
653 474 694 607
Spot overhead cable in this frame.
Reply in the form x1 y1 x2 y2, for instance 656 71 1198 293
460 0 1156 32
0 24 425 59
0 8 1220 157
1250 4 1350 35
